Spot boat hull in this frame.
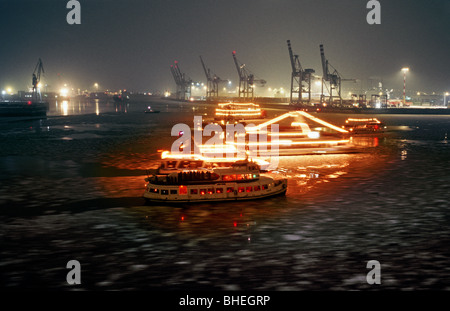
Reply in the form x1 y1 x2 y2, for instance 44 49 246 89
143 177 287 204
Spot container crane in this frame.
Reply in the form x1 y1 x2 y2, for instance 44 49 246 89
199 56 227 100
232 51 266 100
319 44 356 106
32 58 44 101
170 60 192 100
287 40 315 106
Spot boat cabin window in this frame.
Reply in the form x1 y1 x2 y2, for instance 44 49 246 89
226 187 234 193
200 189 206 195
216 188 223 194
161 189 169 195
179 185 187 195
190 189 198 195
238 187 245 193
170 189 177 195
254 185 261 191
207 188 214 194
190 161 204 169
246 186 253 192
262 184 268 190
165 161 177 169
178 160 200 169
150 188 159 193
222 175 236 181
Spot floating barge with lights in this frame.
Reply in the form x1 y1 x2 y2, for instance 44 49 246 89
205 102 267 126
342 118 385 134
215 102 265 120
143 160 287 203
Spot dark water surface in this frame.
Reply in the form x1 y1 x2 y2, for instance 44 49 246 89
1 99 449 290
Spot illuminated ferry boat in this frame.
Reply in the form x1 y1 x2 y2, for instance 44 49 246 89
143 160 287 203
342 118 385 134
204 102 267 126
215 102 265 120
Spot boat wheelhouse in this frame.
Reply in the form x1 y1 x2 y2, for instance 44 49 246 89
155 151 271 175
143 160 287 203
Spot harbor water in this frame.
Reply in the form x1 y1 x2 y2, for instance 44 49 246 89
0 98 449 290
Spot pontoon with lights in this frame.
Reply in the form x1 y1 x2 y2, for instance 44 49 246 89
342 118 385 133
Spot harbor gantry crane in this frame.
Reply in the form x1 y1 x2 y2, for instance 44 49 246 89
287 40 315 106
232 50 266 100
170 60 192 100
319 44 356 106
199 55 227 100
32 58 44 101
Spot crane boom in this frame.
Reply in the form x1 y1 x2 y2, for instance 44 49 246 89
33 58 44 82
31 58 44 101
232 50 266 99
287 40 302 74
287 40 315 105
199 56 210 81
232 51 244 79
319 44 328 81
170 65 180 85
170 60 192 100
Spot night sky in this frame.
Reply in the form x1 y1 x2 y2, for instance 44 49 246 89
1 0 449 96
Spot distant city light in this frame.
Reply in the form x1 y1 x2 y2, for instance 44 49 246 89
401 67 410 105
60 88 69 97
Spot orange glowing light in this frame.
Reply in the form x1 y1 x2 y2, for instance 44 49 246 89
179 185 188 195
297 111 349 133
346 118 381 124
